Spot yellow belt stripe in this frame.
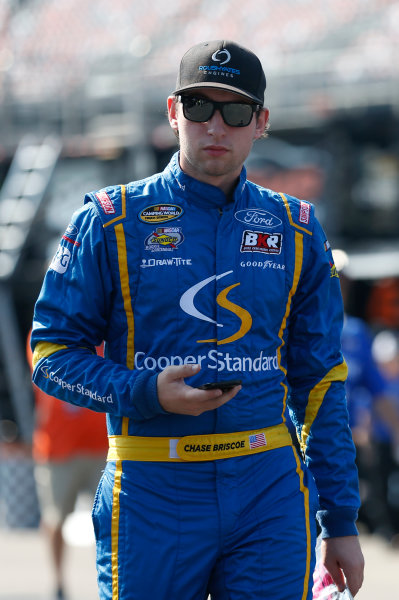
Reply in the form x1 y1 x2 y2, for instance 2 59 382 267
107 423 292 462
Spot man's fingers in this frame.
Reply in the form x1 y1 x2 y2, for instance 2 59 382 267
160 363 201 383
157 364 242 416
190 384 242 408
343 564 364 597
321 536 365 597
327 564 346 593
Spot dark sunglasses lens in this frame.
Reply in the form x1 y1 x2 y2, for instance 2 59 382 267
183 97 213 122
222 103 254 127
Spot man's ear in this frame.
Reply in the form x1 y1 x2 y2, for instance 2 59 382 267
167 96 179 134
254 107 269 140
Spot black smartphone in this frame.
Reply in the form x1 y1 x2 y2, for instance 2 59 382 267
197 379 242 391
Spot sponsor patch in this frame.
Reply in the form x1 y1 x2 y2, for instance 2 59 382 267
65 223 79 237
139 204 183 224
49 244 71 274
179 271 252 345
144 227 184 252
141 257 193 268
324 239 331 252
96 190 115 215
240 259 285 271
41 368 113 403
299 201 310 224
62 223 80 246
235 208 282 229
240 231 282 254
134 348 279 373
330 261 339 278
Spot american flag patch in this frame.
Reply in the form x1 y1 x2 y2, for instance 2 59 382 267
249 432 267 449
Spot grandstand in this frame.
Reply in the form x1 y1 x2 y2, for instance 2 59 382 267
0 0 398 477
1 1 399 151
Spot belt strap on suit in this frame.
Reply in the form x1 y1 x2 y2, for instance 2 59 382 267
107 422 292 462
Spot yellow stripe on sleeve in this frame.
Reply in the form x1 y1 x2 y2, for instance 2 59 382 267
32 341 67 369
300 361 348 454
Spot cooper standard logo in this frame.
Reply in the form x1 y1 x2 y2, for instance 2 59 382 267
138 204 184 224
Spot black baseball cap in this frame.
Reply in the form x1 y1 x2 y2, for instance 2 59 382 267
174 40 266 106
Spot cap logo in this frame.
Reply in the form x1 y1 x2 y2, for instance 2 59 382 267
211 49 231 66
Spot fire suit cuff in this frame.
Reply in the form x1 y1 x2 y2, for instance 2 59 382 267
317 508 359 538
132 371 168 420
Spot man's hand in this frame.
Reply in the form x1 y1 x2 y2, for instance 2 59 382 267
157 364 241 416
321 536 365 597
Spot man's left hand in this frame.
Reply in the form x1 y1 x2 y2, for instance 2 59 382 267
321 535 365 597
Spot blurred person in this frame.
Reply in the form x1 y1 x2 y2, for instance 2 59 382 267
333 250 399 543
367 277 399 330
27 334 107 600
372 330 399 539
30 40 364 599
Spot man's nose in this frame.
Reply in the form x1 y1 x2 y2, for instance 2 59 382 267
206 107 226 133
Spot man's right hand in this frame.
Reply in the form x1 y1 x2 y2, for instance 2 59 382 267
157 364 241 416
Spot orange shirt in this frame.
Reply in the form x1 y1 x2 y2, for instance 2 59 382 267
27 336 108 462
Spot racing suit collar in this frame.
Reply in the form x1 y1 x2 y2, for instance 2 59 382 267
166 151 247 210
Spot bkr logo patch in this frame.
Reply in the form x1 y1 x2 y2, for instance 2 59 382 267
240 231 282 255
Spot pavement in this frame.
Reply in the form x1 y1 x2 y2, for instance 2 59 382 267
0 519 397 599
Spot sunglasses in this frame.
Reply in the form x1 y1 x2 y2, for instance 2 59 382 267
178 95 260 128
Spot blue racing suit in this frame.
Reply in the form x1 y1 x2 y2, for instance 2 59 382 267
31 152 359 600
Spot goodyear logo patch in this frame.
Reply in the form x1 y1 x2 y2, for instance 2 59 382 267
139 204 183 224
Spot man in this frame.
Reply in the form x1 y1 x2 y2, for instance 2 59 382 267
31 40 364 599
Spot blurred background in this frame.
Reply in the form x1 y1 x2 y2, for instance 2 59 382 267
0 0 398 598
